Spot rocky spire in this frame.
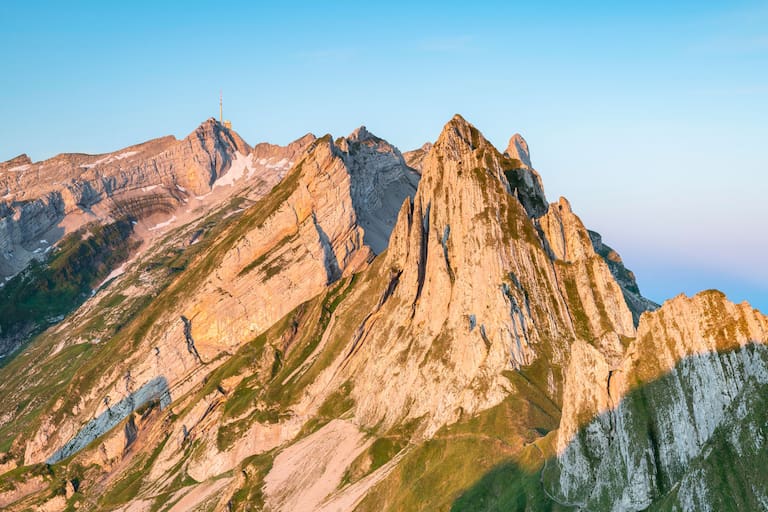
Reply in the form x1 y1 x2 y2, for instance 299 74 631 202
347 125 374 142
504 133 532 168
348 114 597 434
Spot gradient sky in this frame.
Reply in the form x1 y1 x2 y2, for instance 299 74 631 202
1 1 767 311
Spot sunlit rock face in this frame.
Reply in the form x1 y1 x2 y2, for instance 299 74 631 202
19 125 418 468
333 115 637 437
402 141 432 173
178 128 418 360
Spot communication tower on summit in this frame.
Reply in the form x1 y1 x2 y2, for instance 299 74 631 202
219 91 232 129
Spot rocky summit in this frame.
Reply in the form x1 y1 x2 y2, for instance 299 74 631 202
0 115 764 512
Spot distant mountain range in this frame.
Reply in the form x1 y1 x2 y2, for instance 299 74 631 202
0 115 765 512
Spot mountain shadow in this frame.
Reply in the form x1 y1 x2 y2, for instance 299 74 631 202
451 342 768 512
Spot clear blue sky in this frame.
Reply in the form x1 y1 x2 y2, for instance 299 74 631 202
1 1 767 311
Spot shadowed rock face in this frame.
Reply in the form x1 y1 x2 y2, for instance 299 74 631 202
503 133 548 218
341 126 420 254
549 291 768 511
588 229 659 324
46 376 171 464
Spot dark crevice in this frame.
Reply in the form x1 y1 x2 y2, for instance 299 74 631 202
412 202 431 316
312 212 342 285
124 414 138 451
441 225 454 282
479 324 491 350
181 315 203 363
345 314 374 362
534 219 557 262
378 269 402 308
606 370 616 439
345 269 401 363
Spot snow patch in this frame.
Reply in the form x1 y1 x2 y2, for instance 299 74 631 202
96 262 127 290
257 157 293 170
80 151 138 169
114 151 138 160
267 158 291 170
147 215 177 232
214 151 253 188
7 164 30 172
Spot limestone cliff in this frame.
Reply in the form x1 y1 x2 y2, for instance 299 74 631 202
14 125 418 472
402 142 432 173
330 116 634 438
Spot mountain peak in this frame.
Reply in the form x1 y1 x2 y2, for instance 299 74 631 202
1 153 32 169
505 133 532 167
348 125 375 142
432 114 499 163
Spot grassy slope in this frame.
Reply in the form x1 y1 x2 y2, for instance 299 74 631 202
351 366 563 512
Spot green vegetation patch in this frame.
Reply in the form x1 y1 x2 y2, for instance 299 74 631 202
0 219 136 355
354 378 563 512
227 451 276 511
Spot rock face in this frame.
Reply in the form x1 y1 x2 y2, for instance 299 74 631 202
177 129 417 361
331 116 635 437
0 119 249 278
17 125 418 469
340 126 420 253
505 133 532 168
248 133 317 196
0 115 766 512
402 142 432 173
539 197 648 337
589 229 659 324
503 133 548 218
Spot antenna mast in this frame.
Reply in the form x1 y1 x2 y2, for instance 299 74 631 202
219 90 223 123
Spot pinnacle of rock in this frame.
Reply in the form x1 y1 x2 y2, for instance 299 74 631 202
435 114 487 152
505 133 532 167
347 125 374 142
